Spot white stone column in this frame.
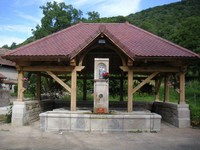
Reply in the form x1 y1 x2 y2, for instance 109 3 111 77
94 58 109 113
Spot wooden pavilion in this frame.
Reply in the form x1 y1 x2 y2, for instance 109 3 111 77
3 22 199 114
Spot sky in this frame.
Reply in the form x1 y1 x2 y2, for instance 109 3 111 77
0 0 181 47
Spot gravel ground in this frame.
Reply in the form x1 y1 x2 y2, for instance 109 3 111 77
0 121 199 150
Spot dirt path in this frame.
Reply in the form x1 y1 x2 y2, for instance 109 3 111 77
0 121 199 150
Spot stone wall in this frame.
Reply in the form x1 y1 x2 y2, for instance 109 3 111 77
153 102 190 128
0 90 10 107
12 99 54 126
54 100 153 111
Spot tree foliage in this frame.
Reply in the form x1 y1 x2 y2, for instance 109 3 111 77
86 11 100 22
32 1 83 39
126 0 200 54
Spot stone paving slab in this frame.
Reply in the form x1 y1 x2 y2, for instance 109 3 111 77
0 121 200 150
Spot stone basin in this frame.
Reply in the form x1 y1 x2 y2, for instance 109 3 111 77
39 109 161 132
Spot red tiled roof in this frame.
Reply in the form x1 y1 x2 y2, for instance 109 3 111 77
2 79 17 84
0 73 6 79
0 48 15 67
4 23 200 60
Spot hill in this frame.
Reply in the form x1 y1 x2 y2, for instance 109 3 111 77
126 0 200 54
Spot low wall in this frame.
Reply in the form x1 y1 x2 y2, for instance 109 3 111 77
0 90 10 107
153 102 190 128
12 99 54 126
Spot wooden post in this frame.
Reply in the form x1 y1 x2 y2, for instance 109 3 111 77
120 73 124 101
83 74 87 101
164 75 170 102
45 78 50 95
127 68 133 112
36 73 41 101
71 67 77 111
179 72 185 104
155 78 162 101
17 69 24 101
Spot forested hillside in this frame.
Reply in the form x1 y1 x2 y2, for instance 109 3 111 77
127 0 200 54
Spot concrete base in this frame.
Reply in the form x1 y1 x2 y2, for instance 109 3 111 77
153 102 190 128
11 100 54 126
12 102 27 126
39 110 161 132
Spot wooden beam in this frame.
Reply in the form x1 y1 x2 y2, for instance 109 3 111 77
120 66 179 73
120 66 129 72
16 61 31 67
23 66 73 72
127 68 133 112
71 67 77 111
132 67 179 73
132 72 159 94
75 66 85 72
127 58 133 66
46 71 71 93
70 59 76 66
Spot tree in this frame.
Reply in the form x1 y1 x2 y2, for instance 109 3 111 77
10 42 17 50
1 45 9 49
87 11 100 21
32 1 83 39
170 16 200 54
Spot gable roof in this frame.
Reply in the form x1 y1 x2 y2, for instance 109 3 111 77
0 48 15 67
3 22 200 61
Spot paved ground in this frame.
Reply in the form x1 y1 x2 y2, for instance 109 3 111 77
0 121 199 150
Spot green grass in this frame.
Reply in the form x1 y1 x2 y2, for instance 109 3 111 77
185 81 200 127
131 85 179 103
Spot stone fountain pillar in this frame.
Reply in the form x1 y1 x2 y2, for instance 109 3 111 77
94 58 109 114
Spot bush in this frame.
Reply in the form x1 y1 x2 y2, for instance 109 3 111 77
190 105 200 127
5 104 12 123
186 80 200 127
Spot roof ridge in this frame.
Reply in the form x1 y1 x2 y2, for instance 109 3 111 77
126 23 200 58
4 23 82 57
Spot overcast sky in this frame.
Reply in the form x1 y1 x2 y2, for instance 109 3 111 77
0 0 180 47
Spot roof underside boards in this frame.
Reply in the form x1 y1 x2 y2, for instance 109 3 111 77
3 23 200 61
